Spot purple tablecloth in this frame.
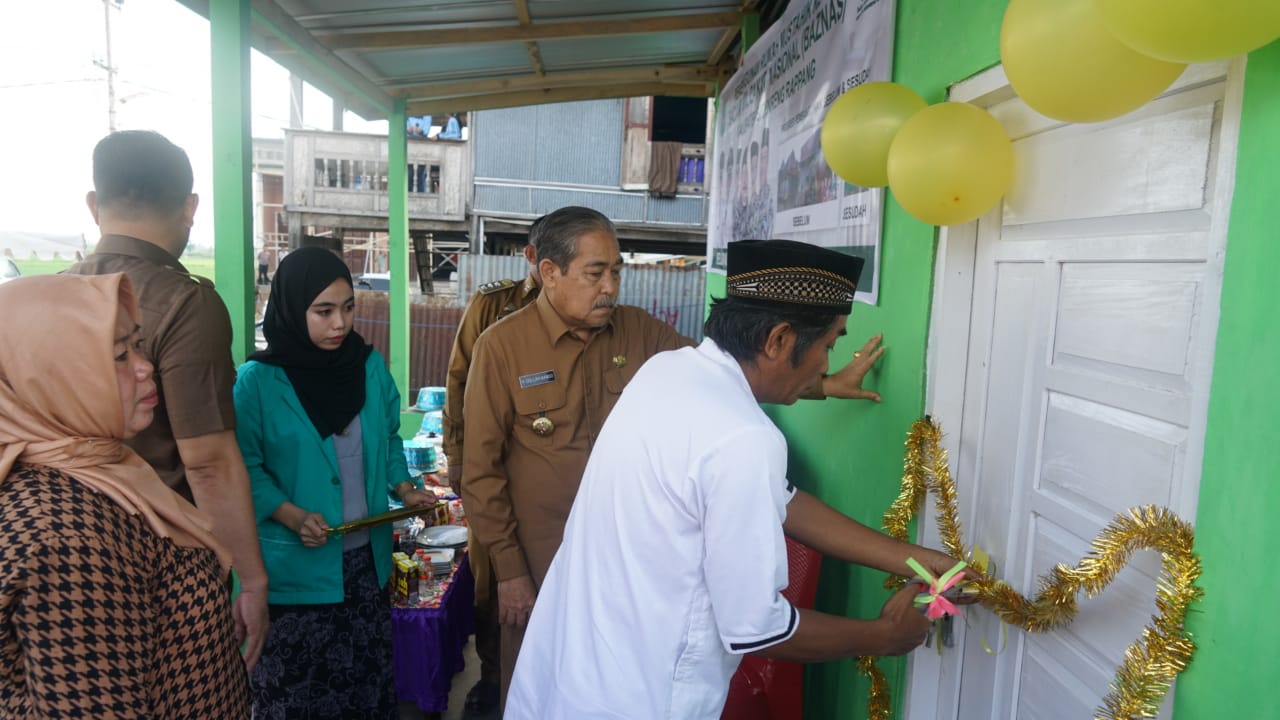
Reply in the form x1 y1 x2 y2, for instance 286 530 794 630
392 553 476 713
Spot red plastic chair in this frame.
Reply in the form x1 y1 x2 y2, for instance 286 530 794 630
721 537 823 720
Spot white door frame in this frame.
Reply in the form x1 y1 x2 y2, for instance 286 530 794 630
904 58 1246 719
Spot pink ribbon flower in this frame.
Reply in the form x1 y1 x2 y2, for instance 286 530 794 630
906 557 968 620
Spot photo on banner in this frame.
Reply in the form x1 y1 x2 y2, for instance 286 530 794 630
707 0 896 305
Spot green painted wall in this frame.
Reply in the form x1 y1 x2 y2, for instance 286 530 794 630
1176 40 1280 718
737 3 1009 717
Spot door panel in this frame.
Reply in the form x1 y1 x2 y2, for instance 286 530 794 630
913 61 1238 719
1016 650 1094 720
1040 393 1185 516
1001 85 1220 226
1054 262 1202 379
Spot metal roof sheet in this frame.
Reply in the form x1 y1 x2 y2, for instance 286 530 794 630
181 0 764 119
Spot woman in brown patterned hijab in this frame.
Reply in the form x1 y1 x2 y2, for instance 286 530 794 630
0 273 250 717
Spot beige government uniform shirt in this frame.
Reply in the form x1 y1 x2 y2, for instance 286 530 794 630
462 291 695 586
442 275 539 467
68 234 238 502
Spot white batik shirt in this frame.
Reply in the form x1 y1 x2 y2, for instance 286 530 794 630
506 338 798 720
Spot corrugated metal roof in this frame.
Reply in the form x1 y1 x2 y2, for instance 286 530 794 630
473 183 706 227
617 264 706 339
353 298 464 390
353 254 704 388
456 253 705 339
474 185 534 214
474 101 623 186
177 0 756 119
456 253 529 298
646 195 708 225
530 187 646 219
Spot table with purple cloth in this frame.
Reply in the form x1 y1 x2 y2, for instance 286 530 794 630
392 552 476 714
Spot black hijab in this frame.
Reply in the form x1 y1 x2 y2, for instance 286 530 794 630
250 246 372 439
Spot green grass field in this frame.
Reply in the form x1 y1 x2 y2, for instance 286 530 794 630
12 259 76 276
15 256 216 278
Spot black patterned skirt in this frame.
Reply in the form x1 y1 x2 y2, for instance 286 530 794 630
251 545 396 720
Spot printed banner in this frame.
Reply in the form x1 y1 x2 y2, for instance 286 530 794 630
707 0 896 305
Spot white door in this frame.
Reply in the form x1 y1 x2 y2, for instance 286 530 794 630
908 59 1242 720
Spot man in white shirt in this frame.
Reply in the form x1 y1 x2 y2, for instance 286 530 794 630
506 239 965 719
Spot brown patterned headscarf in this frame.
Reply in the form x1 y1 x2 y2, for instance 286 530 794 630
0 273 230 573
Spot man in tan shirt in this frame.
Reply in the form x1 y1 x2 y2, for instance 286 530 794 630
442 224 540 716
68 131 270 669
462 206 886 704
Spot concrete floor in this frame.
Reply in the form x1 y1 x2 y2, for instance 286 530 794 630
397 638 484 720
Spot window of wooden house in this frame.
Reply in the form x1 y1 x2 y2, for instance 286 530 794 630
652 96 706 144
314 157 395 192
408 162 442 194
620 97 709 194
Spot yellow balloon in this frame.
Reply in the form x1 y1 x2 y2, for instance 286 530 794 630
1095 0 1280 63
1001 0 1186 123
820 82 927 188
886 102 1014 227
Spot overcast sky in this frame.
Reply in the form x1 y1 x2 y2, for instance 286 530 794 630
0 0 388 248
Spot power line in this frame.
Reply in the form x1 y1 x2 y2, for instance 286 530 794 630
0 78 103 90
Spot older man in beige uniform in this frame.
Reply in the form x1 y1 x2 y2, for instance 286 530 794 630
462 206 890 707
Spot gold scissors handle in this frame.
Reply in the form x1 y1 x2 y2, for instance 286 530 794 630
326 502 445 536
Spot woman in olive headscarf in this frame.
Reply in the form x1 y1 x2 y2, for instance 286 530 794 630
0 272 250 717
235 246 433 718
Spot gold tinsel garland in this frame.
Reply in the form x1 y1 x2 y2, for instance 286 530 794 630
855 656 891 720
857 417 1202 720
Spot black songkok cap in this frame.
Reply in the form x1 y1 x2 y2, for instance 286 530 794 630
726 239 863 315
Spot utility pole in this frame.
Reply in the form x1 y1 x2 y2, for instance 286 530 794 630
100 0 120 132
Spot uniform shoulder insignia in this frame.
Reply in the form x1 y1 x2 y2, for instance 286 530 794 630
478 278 516 295
164 264 215 288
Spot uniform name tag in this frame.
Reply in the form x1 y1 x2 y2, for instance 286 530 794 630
518 370 556 389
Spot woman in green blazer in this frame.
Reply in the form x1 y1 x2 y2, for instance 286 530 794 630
234 246 434 719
